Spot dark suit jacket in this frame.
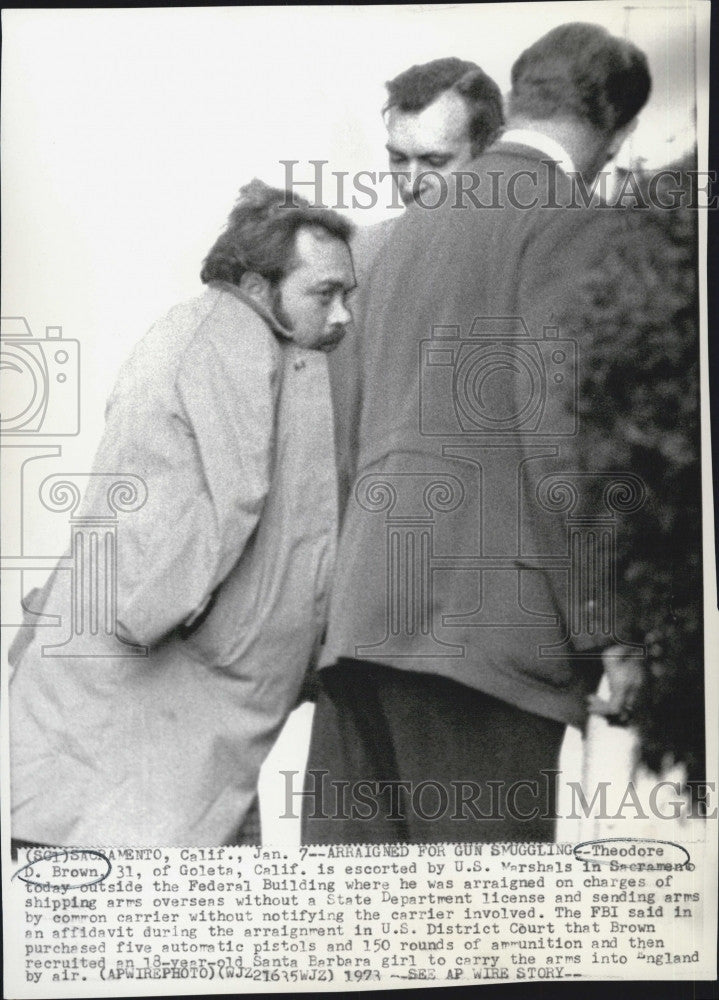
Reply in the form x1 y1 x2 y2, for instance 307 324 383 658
322 142 616 727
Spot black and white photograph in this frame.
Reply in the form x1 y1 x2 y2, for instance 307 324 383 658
1 3 716 994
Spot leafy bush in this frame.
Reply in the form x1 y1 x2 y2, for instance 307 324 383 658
562 160 704 784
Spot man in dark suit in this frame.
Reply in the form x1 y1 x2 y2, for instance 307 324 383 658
303 23 652 843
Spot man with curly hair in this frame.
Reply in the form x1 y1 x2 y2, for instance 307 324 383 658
10 181 355 848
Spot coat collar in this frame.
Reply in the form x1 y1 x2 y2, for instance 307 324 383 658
492 130 576 175
208 280 294 342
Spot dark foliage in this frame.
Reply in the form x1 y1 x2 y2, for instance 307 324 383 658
563 161 704 784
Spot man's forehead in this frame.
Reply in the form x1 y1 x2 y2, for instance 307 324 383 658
385 89 471 152
291 228 354 281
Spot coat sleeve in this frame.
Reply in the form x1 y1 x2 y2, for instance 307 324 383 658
515 206 627 658
109 318 278 648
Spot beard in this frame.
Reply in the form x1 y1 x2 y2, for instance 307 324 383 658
270 286 294 332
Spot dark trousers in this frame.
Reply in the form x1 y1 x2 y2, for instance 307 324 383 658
302 661 564 844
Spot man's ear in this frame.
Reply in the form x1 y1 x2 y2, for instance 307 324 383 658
239 271 272 309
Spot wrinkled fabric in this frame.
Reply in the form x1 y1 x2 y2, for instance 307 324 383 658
321 143 612 727
10 286 337 846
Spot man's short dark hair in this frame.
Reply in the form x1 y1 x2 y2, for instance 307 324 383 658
201 180 353 287
509 22 651 133
384 57 504 155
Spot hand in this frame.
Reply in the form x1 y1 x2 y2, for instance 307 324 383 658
587 644 646 726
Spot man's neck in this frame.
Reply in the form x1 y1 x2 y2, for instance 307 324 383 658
503 117 603 177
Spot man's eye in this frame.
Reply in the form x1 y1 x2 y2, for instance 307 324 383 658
388 154 408 166
424 156 452 169
316 290 333 304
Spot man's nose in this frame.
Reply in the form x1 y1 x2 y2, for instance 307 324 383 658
328 297 352 327
408 162 430 196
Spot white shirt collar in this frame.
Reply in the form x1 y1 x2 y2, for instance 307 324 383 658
500 129 576 175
